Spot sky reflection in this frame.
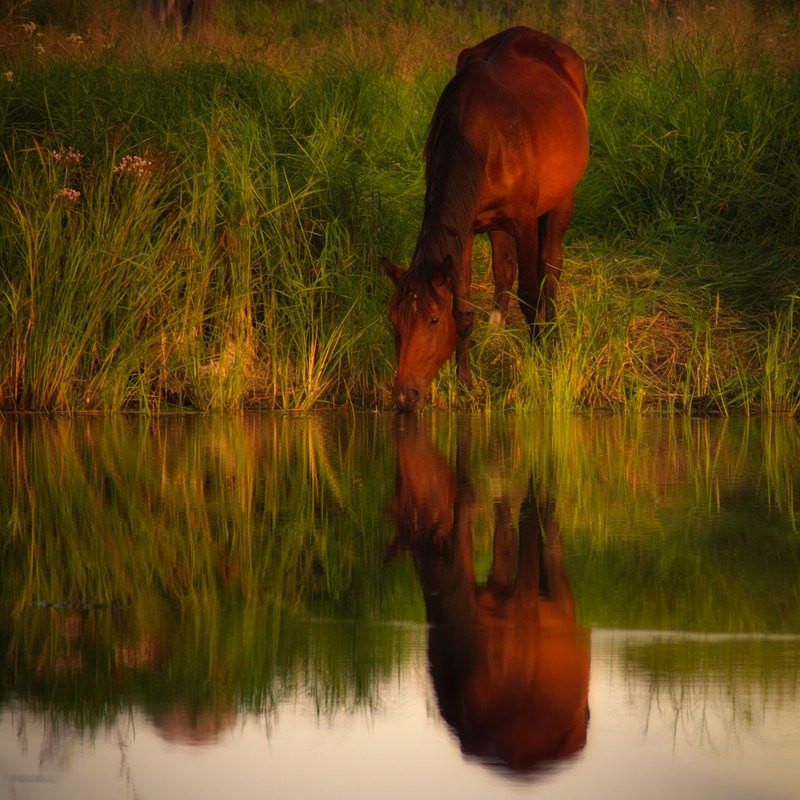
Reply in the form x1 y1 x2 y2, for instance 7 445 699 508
2 628 799 800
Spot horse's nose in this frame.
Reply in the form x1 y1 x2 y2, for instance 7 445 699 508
394 384 421 412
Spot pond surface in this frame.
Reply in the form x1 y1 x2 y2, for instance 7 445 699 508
1 413 799 799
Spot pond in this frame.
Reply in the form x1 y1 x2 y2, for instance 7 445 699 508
1 412 799 800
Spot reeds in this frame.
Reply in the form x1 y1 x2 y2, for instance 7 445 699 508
0 1 798 412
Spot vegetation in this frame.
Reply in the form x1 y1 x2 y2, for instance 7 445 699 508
2 411 798 628
0 0 798 412
2 411 798 730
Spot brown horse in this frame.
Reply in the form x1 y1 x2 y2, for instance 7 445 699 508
384 27 589 411
389 417 590 773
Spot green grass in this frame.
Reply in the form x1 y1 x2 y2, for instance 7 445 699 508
0 0 798 413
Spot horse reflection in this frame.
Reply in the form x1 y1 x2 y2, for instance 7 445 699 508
150 705 236 745
390 419 590 773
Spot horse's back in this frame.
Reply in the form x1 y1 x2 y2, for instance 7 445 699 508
440 27 589 221
456 26 588 107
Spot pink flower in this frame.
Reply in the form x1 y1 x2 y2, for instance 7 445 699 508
51 147 85 166
114 155 154 177
53 187 81 202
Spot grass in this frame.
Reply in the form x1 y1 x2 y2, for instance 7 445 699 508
0 0 798 413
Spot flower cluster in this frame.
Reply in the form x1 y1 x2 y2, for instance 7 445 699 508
53 187 81 203
51 146 85 166
114 155 154 177
18 20 45 54
2 71 13 82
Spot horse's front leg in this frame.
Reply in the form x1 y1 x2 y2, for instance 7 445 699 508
454 237 475 388
488 230 517 327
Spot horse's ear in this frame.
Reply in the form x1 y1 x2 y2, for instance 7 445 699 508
382 257 406 286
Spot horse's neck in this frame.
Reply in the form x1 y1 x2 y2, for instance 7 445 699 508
410 189 473 275
410 224 461 273
411 120 481 273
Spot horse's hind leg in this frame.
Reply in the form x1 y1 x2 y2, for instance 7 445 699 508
538 194 576 325
514 225 541 333
488 230 517 327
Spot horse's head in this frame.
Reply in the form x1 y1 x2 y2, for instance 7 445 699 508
389 414 457 543
383 257 456 412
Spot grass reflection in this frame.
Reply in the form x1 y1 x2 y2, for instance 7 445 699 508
0 413 419 735
606 632 800 749
0 412 798 738
1 414 402 612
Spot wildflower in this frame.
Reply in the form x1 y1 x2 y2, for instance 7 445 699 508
53 188 81 203
21 22 37 35
66 33 84 46
114 155 154 178
50 146 85 166
2 72 13 82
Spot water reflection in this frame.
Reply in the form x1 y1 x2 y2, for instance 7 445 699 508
150 706 237 746
0 413 799 799
389 416 590 773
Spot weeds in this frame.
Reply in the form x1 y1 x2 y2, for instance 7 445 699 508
0 0 798 413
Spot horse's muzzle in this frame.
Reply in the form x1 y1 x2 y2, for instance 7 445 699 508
393 384 424 412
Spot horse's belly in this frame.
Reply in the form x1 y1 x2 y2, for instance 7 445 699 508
472 152 585 228
471 114 587 225
534 118 590 208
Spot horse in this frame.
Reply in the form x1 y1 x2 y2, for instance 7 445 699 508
383 27 589 411
388 416 590 773
139 0 206 39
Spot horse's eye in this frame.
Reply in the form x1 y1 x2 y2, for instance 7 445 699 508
429 316 440 326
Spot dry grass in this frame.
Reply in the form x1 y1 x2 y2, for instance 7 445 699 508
3 0 799 71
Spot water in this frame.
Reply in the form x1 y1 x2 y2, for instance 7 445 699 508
1 413 798 799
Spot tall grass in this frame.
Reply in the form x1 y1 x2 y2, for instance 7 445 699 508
0 0 798 412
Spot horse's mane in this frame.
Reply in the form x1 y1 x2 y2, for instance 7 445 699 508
409 76 483 278
392 266 448 329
